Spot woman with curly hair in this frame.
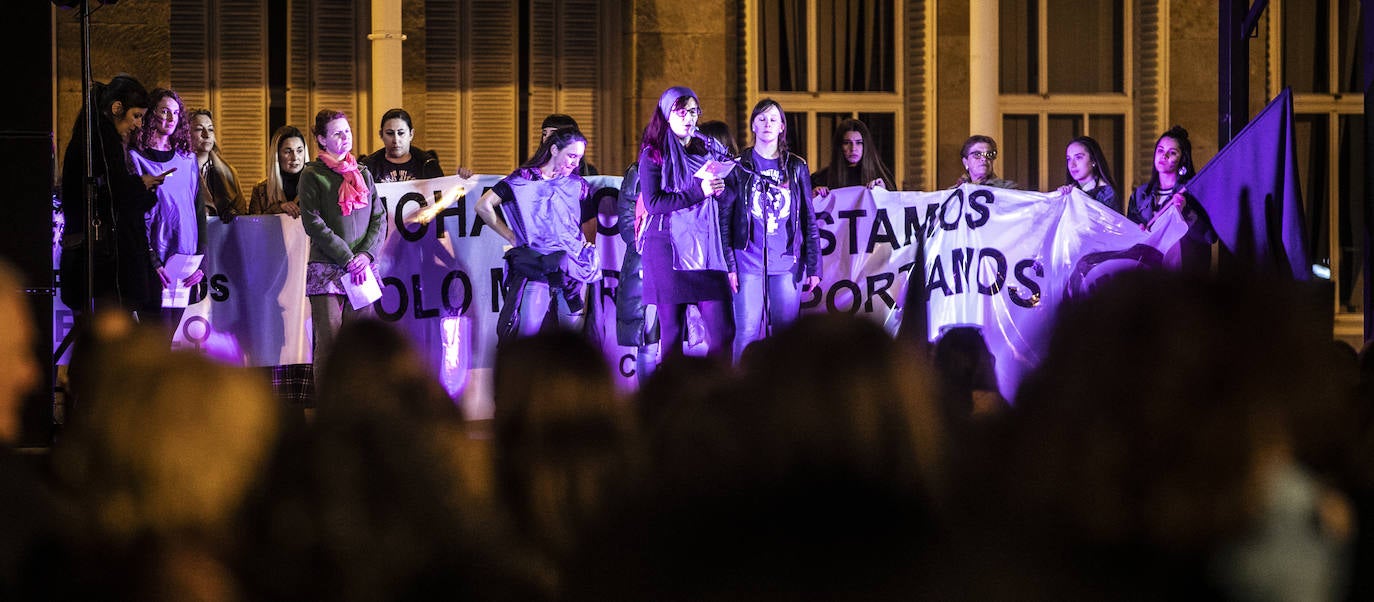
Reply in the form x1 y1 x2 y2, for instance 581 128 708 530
128 88 206 330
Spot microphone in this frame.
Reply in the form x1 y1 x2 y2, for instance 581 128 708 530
692 130 732 159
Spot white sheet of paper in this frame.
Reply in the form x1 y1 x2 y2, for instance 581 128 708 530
693 159 736 180
344 266 383 310
160 253 204 308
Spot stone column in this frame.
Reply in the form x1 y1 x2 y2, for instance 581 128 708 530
969 0 999 137
368 0 406 137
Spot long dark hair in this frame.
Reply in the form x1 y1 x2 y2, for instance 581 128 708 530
1147 125 1195 192
1063 135 1116 194
379 107 414 130
519 127 587 172
135 88 192 155
748 98 789 158
640 86 704 193
696 120 739 158
824 118 895 189
70 74 149 142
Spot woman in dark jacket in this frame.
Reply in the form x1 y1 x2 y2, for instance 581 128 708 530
731 98 820 361
59 74 158 315
636 86 737 363
614 161 659 383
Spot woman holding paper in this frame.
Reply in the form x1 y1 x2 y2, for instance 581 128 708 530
128 88 206 330
730 98 820 361
298 109 387 376
636 86 737 362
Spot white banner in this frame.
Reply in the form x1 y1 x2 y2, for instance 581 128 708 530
54 178 1186 413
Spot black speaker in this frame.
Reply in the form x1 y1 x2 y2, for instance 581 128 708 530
0 135 56 291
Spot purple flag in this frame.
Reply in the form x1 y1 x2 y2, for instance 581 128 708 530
1187 87 1310 280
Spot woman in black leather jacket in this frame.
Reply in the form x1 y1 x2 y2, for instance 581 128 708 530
730 98 820 361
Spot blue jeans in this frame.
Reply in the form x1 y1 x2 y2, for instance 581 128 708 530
732 272 799 360
517 281 584 336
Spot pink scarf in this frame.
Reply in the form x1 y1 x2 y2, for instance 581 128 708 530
317 152 370 216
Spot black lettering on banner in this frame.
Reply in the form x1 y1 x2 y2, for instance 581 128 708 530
470 186 496 238
209 274 229 302
950 247 975 294
838 209 867 255
377 276 407 321
826 279 862 314
815 210 836 256
189 278 208 304
412 275 439 319
939 189 964 232
490 267 505 313
868 208 899 252
801 281 823 309
1010 259 1044 308
907 204 939 242
865 272 896 312
925 255 952 297
966 189 994 229
433 195 465 239
619 354 636 378
441 270 473 315
394 192 428 242
976 248 1008 296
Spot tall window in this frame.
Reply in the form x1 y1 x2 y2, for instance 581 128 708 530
1275 0 1365 319
748 0 903 185
998 0 1131 191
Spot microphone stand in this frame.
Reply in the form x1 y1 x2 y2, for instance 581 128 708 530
707 142 786 343
80 0 96 316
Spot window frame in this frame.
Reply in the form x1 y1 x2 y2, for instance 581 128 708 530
997 0 1135 190
744 0 907 187
1269 0 1367 327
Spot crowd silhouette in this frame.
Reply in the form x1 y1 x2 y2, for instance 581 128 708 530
5 258 1373 600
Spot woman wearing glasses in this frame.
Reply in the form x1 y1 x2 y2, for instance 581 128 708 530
730 98 821 361
953 134 1018 189
636 86 737 362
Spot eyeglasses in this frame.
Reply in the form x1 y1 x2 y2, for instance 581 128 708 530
672 107 702 119
965 150 997 161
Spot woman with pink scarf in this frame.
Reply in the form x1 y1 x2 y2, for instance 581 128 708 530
298 109 387 378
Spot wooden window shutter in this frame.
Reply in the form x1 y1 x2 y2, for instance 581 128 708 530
528 0 601 170
289 0 368 145
214 0 269 199
170 0 211 112
1136 0 1163 186
171 0 268 200
424 0 462 173
905 0 930 191
464 0 518 172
